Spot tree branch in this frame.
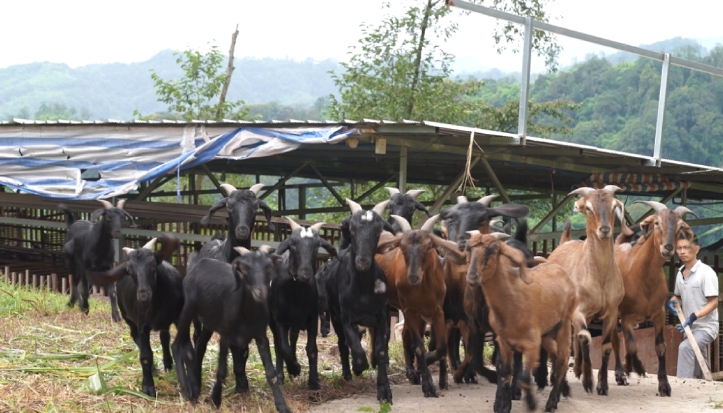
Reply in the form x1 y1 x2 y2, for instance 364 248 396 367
216 24 239 121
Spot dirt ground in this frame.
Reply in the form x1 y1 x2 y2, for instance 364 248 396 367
310 367 723 412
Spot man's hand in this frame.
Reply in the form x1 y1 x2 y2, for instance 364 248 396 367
666 300 678 317
676 313 698 333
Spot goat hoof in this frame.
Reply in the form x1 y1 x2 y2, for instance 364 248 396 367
111 312 121 323
287 361 301 377
596 385 608 396
406 369 421 384
512 386 522 401
151 365 159 377
615 372 628 386
235 380 250 394
494 398 511 413
308 380 320 391
658 381 671 397
376 384 393 405
422 380 438 398
561 380 571 398
142 385 156 398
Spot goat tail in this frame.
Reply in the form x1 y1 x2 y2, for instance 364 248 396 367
58 204 76 228
514 218 528 245
560 219 572 244
172 331 200 402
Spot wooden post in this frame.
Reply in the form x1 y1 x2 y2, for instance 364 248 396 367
3 267 7 284
52 273 58 292
68 275 73 293
62 277 67 295
40 276 45 290
32 274 37 288
11 272 17 285
25 270 30 287
672 301 713 380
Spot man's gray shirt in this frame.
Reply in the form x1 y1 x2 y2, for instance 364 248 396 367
674 260 719 340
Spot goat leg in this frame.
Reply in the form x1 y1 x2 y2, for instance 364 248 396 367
256 335 292 413
138 325 156 398
401 326 420 384
545 320 572 412
494 341 513 413
510 352 523 401
230 344 250 394
289 328 302 376
597 316 616 396
653 311 671 397
160 329 173 372
306 314 321 390
373 315 393 404
330 314 352 380
194 329 214 391
342 318 370 376
211 337 230 408
109 284 121 323
172 304 200 402
611 323 629 386
535 348 550 390
426 309 448 391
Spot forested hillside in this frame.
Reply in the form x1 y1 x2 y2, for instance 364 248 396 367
0 50 339 120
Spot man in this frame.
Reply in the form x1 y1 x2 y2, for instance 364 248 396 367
668 237 719 379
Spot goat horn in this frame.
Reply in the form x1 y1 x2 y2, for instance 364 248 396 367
122 247 134 256
372 200 390 216
249 183 265 195
385 187 400 197
233 246 252 256
634 200 668 213
457 196 469 204
491 232 512 241
405 189 425 199
674 206 699 219
258 245 272 253
603 185 623 194
310 222 325 233
466 230 481 236
220 183 237 196
346 198 363 214
390 215 412 232
116 199 126 210
478 195 498 206
142 238 158 250
568 187 596 197
98 199 113 209
420 214 440 232
285 216 302 232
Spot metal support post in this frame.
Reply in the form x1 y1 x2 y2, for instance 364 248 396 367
518 16 533 142
654 53 670 166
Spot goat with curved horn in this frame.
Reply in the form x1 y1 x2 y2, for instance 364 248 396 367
142 238 158 250
634 200 668 213
603 185 623 194
491 232 512 241
219 183 237 196
406 189 425 199
390 215 412 232
285 216 302 232
249 183 265 195
116 199 126 210
420 214 440 232
310 222 325 233
258 245 273 254
385 187 400 196
345 198 363 214
478 194 498 207
372 200 390 216
568 187 596 197
233 246 251 256
674 206 698 219
98 199 113 209
457 196 469 204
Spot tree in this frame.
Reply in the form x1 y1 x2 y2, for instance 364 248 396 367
328 0 575 135
141 43 249 121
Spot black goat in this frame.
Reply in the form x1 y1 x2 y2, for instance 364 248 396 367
173 246 290 412
325 198 395 405
385 187 429 233
60 200 134 321
85 234 183 398
268 217 337 390
190 183 274 273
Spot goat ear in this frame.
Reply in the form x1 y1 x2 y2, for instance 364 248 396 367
231 260 244 291
639 216 654 238
90 208 105 222
275 238 291 256
678 221 695 241
431 234 466 265
489 204 529 219
414 201 430 216
377 232 402 254
257 200 275 232
201 198 228 225
320 238 337 258
615 199 634 237
86 263 128 287
498 242 533 284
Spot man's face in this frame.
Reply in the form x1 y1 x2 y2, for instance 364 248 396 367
676 239 699 263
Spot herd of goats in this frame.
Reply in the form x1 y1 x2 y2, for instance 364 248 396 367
52 182 698 413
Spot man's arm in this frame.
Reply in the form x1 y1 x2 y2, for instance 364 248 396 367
695 296 718 319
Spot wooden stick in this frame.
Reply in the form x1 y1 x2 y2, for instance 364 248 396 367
674 303 713 380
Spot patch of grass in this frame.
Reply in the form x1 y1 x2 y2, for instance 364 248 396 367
0 280 409 412
708 396 723 408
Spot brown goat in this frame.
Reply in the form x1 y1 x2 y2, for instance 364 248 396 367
546 185 632 396
466 231 580 412
611 201 696 396
375 214 464 397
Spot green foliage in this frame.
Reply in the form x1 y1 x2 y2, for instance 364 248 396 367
5 102 91 121
142 45 249 121
328 0 575 136
0 279 69 317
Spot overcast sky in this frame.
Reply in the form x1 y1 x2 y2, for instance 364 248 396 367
2 0 722 73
